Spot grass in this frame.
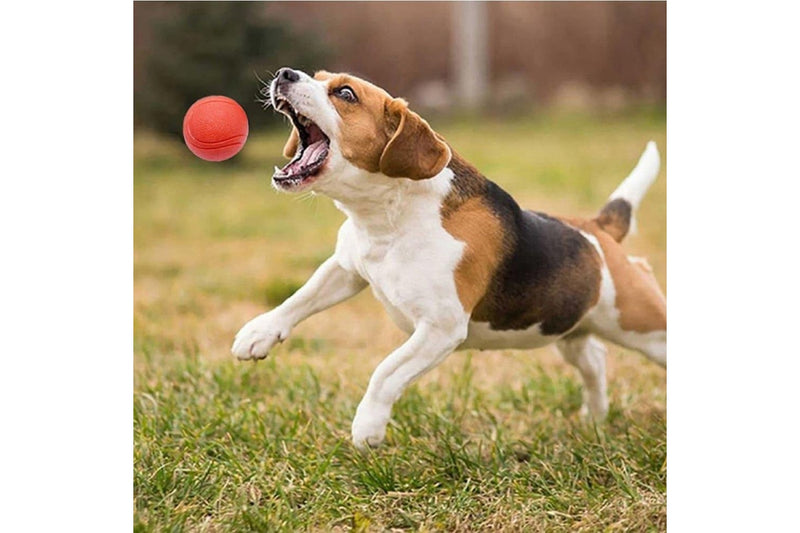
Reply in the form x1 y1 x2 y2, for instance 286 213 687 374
134 108 666 531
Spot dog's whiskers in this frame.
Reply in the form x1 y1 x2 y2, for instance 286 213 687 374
295 191 317 205
254 70 278 109
254 69 275 88
256 96 273 110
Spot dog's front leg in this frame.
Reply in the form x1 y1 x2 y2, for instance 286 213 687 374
232 256 367 360
352 321 468 450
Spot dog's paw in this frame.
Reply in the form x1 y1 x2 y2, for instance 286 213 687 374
231 312 291 361
578 396 609 422
351 405 390 451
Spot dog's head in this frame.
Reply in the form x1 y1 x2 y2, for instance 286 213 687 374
267 68 451 195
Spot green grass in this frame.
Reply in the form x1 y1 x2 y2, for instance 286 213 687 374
134 108 666 531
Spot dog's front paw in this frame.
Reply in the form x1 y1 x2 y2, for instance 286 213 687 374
578 394 609 422
351 404 390 451
231 312 292 361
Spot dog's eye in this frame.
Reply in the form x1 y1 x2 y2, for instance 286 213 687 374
333 86 358 103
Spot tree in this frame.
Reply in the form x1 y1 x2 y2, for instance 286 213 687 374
135 3 328 135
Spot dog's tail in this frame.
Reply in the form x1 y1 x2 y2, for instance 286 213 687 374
594 141 660 243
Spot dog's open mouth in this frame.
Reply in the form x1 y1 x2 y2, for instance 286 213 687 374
272 97 330 189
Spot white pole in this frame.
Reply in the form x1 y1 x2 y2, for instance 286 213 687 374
452 1 489 109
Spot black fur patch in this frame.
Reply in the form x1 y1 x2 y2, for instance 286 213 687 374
471 182 602 335
441 153 487 217
596 198 632 242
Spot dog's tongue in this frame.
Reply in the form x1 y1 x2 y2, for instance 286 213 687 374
302 139 327 164
282 139 327 175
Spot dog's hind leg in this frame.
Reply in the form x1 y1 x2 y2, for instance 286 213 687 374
556 334 609 420
609 329 666 367
580 230 667 368
590 255 667 368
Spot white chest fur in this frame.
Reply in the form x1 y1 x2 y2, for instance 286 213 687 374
332 170 468 333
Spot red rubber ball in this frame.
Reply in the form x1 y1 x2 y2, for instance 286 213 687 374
183 96 249 161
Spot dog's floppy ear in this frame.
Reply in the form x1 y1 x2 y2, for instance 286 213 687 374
282 127 300 159
379 99 451 180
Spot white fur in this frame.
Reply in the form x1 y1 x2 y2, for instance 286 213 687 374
332 168 468 332
607 141 660 235
461 321 559 350
232 256 367 359
556 335 609 419
329 168 473 449
234 69 665 449
352 321 467 448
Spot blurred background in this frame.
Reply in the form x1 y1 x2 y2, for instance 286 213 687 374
134 1 665 134
134 0 666 367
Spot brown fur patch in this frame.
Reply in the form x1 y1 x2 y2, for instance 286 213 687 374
571 218 666 333
313 71 449 180
442 197 505 313
470 212 603 335
441 153 601 334
629 256 666 312
314 71 397 173
379 100 450 180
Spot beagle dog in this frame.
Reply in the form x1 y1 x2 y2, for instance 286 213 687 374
232 68 666 450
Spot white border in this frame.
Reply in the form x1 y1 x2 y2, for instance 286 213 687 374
668 1 800 529
1 2 132 529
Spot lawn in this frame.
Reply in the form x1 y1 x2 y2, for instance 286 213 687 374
134 108 666 531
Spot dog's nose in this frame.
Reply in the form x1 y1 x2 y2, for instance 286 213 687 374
276 67 300 84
